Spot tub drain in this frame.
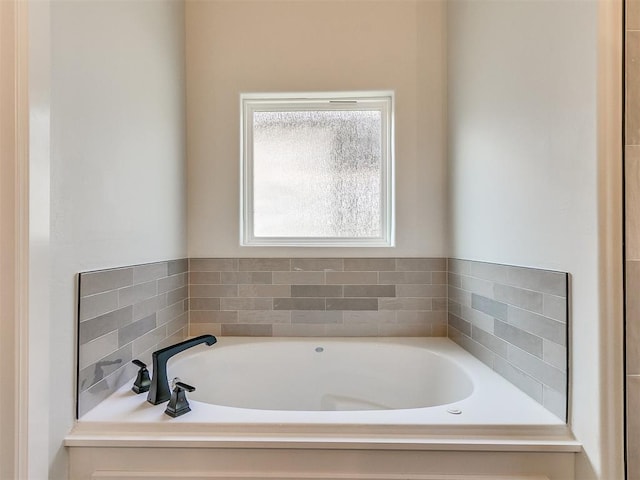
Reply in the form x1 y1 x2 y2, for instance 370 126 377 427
315 347 324 353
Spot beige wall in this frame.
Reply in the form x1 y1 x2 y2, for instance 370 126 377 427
43 1 188 477
186 0 447 258
447 1 623 478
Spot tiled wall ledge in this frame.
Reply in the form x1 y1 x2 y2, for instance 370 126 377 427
188 258 448 338
77 259 189 417
447 258 568 420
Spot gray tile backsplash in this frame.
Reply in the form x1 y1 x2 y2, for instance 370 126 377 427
77 259 189 417
189 257 448 338
447 258 568 420
77 256 568 422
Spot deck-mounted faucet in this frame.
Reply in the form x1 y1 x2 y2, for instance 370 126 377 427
147 334 217 405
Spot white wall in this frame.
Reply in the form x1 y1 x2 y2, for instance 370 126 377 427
447 0 622 478
44 1 187 477
186 0 447 258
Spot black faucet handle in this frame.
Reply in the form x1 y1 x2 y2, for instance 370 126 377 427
131 359 151 394
174 381 195 393
165 380 196 418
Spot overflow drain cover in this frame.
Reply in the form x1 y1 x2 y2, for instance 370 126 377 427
315 347 324 353
447 407 462 415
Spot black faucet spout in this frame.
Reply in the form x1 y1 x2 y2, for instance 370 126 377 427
147 334 217 405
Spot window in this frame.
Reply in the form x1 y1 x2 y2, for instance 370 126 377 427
241 92 394 247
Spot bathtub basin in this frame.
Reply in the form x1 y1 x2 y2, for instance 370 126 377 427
168 338 474 411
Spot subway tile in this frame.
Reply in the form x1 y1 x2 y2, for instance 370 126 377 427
432 271 448 284
471 294 508 321
157 301 186 325
189 272 222 284
459 275 494 298
118 314 156 347
627 31 640 145
132 295 163 322
397 310 447 326
190 310 237 323
167 313 188 336
326 298 378 311
543 340 567 371
326 271 378 285
190 323 222 337
168 258 188 275
447 272 462 288
291 285 342 297
80 268 133 297
118 280 157 308
79 306 133 345
272 324 327 337
79 290 119 322
493 356 544 404
396 257 446 271
379 297 431 311
432 298 447 311
448 313 471 337
133 262 167 285
469 262 509 283
460 305 494 334
627 147 640 260
78 344 132 393
396 284 445 297
325 323 379 336
507 306 566 346
343 311 396 324
472 327 508 358
495 320 543 358
220 272 272 284
507 345 566 392
188 298 221 311
447 258 471 275
221 324 272 336
190 258 237 272
543 294 568 323
543 385 567 421
239 284 291 297
378 324 431 336
238 310 291 324
190 284 238 298
157 273 186 294
344 285 395 297
166 286 188 306
157 330 187 350
79 331 119 370
506 267 567 297
132 325 167 358
344 258 396 271
449 287 472 307
449 327 494 368
273 271 325 285
222 297 273 311
78 361 138 418
239 258 290 271
274 298 325 311
494 284 543 314
291 258 343 271
378 271 431 284
292 310 343 324
432 324 448 337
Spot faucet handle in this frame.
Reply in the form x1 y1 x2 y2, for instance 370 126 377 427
165 380 196 418
131 359 151 394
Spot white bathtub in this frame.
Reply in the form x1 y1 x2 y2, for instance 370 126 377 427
80 337 566 427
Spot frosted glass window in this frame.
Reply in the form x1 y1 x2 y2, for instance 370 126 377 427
241 93 394 247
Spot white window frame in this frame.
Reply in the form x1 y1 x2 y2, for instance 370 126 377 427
240 91 395 247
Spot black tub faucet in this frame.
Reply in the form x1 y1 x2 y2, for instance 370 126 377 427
147 334 217 405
